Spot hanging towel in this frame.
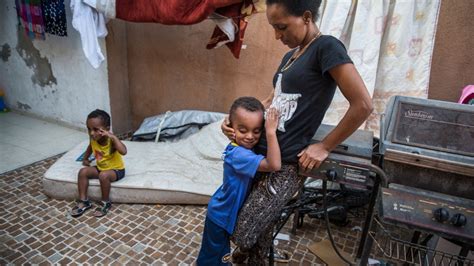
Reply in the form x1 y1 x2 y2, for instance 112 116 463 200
83 0 115 18
70 0 108 68
41 0 68 36
15 0 46 40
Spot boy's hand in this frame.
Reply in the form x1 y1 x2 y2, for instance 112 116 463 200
98 128 114 138
82 159 90 166
265 108 279 133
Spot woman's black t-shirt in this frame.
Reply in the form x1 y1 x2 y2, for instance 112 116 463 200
254 35 353 163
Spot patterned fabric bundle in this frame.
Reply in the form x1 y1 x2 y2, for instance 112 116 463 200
41 0 67 36
15 0 46 40
207 0 266 59
15 0 68 40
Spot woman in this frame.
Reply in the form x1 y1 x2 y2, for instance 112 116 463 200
222 0 373 264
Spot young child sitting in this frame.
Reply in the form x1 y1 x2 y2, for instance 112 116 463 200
70 109 127 218
197 97 281 265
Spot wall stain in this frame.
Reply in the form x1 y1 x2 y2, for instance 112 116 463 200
1 43 11 62
17 101 32 110
16 25 57 87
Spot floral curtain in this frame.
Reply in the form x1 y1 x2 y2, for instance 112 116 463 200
318 0 441 136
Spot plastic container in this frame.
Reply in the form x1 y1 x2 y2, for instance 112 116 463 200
0 89 5 112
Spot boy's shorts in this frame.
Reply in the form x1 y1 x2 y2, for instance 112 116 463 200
94 167 126 181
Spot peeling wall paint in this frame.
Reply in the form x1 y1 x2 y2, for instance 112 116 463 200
16 25 57 87
0 0 110 129
17 101 31 110
1 43 11 62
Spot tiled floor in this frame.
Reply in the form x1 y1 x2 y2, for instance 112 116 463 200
0 112 88 174
3 112 469 265
0 156 369 265
0 112 373 264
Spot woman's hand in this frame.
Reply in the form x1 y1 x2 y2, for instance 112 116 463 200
297 142 330 171
221 116 235 140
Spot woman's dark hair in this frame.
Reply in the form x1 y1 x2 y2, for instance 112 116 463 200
229 96 265 124
87 109 111 127
266 0 323 21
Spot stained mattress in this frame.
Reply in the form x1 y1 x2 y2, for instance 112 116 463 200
43 121 228 204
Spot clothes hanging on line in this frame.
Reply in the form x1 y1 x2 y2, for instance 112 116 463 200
85 0 264 59
15 0 46 40
15 0 68 39
71 0 108 68
113 0 241 25
41 0 68 36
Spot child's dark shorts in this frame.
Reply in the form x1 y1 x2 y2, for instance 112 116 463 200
94 167 126 181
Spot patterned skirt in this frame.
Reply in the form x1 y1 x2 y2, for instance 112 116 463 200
231 164 305 264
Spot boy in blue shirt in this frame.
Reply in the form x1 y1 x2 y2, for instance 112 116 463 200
197 96 281 265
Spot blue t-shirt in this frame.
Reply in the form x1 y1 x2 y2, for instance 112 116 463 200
207 143 264 234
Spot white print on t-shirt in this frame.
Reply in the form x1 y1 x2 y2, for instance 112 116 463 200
268 74 302 132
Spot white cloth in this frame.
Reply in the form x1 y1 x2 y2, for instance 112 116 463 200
209 12 237 48
71 0 108 68
318 0 441 135
83 0 116 19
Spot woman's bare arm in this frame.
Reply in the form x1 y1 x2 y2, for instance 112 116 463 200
298 63 372 170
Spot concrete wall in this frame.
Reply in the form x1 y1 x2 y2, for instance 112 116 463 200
112 0 474 132
113 14 287 129
2 0 471 133
0 0 110 130
428 0 474 102
105 20 131 134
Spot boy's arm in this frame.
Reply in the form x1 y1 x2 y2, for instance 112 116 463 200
100 129 127 155
258 108 281 172
109 134 127 155
82 144 92 166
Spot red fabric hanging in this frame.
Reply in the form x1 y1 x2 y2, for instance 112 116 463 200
115 0 261 58
116 0 242 25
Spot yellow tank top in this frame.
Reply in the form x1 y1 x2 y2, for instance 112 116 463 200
90 138 125 171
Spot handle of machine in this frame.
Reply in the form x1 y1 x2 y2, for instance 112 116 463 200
299 153 388 188
360 161 387 188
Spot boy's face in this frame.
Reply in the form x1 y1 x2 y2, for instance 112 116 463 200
86 117 108 141
231 107 264 149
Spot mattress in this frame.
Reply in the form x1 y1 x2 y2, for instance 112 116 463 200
43 121 228 204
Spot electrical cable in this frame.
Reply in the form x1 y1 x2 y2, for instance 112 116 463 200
322 180 356 265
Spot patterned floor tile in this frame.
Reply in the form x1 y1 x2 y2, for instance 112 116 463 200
0 156 402 264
